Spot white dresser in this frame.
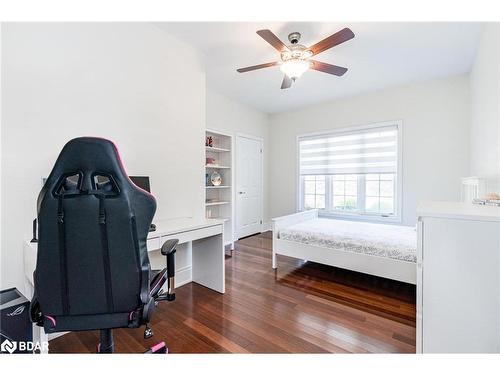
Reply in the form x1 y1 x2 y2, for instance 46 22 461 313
417 201 500 353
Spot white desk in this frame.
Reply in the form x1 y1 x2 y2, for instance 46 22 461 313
145 218 225 293
23 217 225 349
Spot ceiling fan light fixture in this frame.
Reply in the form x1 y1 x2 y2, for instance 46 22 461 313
236 28 354 89
280 59 310 80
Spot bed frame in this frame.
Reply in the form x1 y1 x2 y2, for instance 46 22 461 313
272 209 416 284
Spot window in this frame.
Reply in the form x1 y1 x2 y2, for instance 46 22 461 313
332 174 358 211
303 175 326 209
365 173 395 214
298 122 401 222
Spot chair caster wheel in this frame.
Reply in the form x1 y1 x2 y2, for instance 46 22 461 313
144 325 154 339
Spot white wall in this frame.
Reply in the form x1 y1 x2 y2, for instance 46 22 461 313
268 75 470 226
470 23 500 181
206 89 270 224
1 23 206 292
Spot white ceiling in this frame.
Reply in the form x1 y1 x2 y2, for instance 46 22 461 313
156 22 482 114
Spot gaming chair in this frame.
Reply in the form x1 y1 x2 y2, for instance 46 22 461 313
30 137 176 353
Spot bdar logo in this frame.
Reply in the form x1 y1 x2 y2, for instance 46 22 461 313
1 339 17 354
6 305 25 317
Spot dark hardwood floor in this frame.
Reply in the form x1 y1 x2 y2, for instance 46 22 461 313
49 231 416 353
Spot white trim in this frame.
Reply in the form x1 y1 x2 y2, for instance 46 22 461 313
235 133 265 238
296 120 401 140
262 221 272 232
296 120 403 224
235 131 264 142
416 218 424 353
206 128 233 138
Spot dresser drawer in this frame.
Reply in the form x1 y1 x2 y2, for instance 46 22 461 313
161 224 222 245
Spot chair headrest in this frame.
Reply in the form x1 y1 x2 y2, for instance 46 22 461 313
38 137 155 208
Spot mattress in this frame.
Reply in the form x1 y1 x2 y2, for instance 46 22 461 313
279 218 417 263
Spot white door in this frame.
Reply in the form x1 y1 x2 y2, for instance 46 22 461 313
236 135 263 239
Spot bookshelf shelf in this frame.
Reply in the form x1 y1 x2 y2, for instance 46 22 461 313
205 165 230 169
205 201 230 206
206 146 230 153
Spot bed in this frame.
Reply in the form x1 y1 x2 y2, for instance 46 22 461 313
272 209 416 284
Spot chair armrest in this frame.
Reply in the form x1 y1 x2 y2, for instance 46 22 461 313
161 239 178 256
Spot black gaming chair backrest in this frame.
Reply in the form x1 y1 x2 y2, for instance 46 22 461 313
35 137 156 319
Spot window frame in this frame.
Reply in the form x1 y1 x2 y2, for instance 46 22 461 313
296 120 403 224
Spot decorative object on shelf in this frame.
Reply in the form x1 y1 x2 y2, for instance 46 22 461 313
210 171 222 186
206 136 213 147
205 173 210 186
206 157 216 165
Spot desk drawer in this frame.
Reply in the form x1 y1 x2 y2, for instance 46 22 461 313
161 225 222 245
147 237 161 252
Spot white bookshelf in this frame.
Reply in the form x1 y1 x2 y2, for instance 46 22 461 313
205 129 234 249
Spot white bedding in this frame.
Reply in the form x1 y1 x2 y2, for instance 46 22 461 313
279 218 417 263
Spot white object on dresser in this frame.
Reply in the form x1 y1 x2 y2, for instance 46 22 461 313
205 129 234 250
24 217 225 348
461 176 500 202
417 201 500 353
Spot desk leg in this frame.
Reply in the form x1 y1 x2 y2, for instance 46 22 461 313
192 230 225 294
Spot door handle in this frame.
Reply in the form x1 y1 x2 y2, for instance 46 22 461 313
238 191 246 195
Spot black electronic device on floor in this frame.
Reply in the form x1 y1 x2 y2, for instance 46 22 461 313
1 288 33 354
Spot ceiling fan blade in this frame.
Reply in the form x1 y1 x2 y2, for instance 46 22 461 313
281 75 292 89
308 28 355 56
237 61 279 73
310 60 348 76
256 29 289 52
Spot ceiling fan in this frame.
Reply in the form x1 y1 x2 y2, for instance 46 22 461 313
237 28 355 89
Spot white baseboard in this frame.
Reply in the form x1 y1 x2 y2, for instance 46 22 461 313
262 221 272 232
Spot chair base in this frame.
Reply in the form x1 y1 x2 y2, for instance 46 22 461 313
97 329 114 353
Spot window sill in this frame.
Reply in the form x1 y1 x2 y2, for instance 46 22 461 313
317 210 402 224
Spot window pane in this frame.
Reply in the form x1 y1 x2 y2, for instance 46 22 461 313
304 176 315 181
304 181 316 195
316 195 326 209
380 173 395 182
333 196 345 210
316 179 325 195
345 174 357 181
304 195 316 209
345 180 357 196
380 181 394 197
379 197 394 214
365 197 379 212
344 196 357 210
366 180 379 196
366 174 380 181
333 181 344 195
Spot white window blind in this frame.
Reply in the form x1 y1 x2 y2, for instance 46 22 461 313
299 124 399 175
